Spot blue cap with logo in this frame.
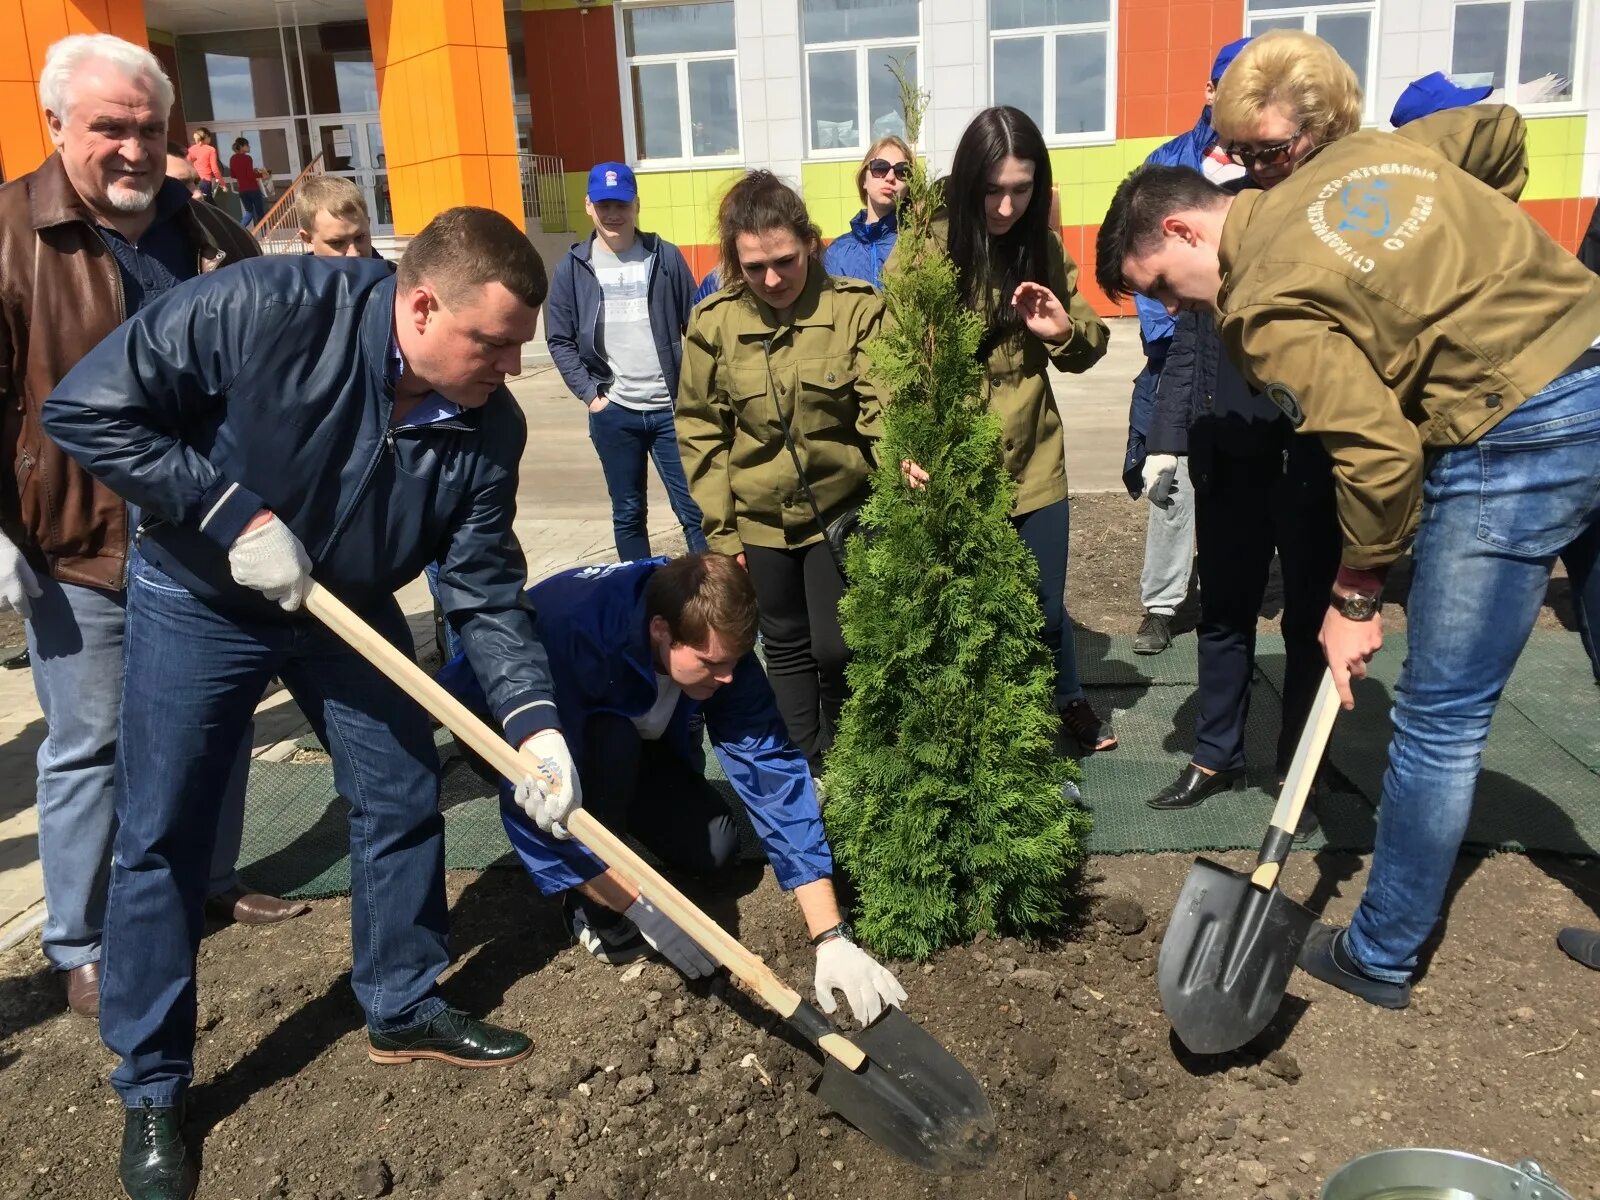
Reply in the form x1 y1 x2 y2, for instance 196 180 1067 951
587 161 637 203
1390 71 1493 128
1210 37 1252 84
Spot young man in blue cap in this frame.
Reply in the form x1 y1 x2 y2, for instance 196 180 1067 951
1124 36 1250 656
545 161 706 561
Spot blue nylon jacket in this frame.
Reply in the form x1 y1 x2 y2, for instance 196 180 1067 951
42 256 560 746
692 268 722 306
438 558 833 896
1132 107 1219 352
822 208 898 289
544 231 695 404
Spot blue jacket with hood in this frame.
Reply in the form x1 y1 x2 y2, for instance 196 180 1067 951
438 558 833 896
822 208 898 289
42 256 560 747
544 231 696 404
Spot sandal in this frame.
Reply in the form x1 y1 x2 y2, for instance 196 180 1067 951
1060 698 1117 751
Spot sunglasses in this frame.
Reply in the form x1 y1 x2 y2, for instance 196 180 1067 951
867 158 912 181
1223 128 1306 170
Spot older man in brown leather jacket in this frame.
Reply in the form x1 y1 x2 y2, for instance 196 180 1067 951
1096 100 1600 1012
0 33 304 1022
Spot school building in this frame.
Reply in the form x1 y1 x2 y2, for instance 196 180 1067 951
1 0 1596 314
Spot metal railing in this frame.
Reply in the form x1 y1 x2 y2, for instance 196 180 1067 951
249 153 326 254
520 152 568 231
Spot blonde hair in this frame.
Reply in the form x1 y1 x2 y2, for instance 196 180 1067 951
855 134 913 206
295 174 369 233
1212 29 1363 148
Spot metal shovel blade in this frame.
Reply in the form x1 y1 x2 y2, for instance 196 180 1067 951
1158 856 1316 1055
810 1006 998 1173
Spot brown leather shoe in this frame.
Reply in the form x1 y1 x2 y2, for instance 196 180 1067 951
204 886 310 926
65 961 101 1017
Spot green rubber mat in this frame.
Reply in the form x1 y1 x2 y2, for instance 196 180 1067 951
237 631 1600 899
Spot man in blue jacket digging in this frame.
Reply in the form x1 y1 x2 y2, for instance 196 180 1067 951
440 552 906 1028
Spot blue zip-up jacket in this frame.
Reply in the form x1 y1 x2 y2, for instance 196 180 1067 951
822 208 898 289
42 256 560 747
438 558 833 896
545 231 695 404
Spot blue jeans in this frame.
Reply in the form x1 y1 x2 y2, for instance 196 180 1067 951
102 551 449 1107
1346 365 1600 983
1013 498 1085 706
588 401 707 561
25 573 250 972
238 189 267 225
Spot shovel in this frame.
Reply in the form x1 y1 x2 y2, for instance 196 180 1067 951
1157 668 1340 1055
301 582 997 1173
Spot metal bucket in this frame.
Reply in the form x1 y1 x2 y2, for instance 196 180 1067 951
1321 1149 1574 1200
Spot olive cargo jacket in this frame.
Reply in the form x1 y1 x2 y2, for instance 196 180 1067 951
1216 109 1600 570
888 221 1109 516
676 266 885 554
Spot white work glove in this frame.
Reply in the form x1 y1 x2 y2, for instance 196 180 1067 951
514 729 582 838
814 937 907 1027
1141 454 1180 509
625 895 717 979
0 532 43 619
227 515 312 611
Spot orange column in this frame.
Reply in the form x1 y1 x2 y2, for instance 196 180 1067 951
1 0 148 181
366 0 521 235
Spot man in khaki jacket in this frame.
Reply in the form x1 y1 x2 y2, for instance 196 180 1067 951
1094 116 1600 1010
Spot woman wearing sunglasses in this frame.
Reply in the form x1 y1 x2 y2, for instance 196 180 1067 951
897 106 1115 753
1136 29 1345 822
822 136 912 289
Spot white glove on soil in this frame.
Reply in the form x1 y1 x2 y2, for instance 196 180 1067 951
1141 454 1180 509
228 515 312 610
625 896 717 979
515 729 582 838
0 532 42 619
814 938 907 1026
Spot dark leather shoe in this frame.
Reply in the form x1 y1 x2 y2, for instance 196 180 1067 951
1298 924 1410 1009
1132 611 1172 655
1060 699 1117 751
1558 927 1600 970
204 886 310 926
1147 763 1244 810
119 1099 197 1200
368 1006 532 1068
65 961 101 1017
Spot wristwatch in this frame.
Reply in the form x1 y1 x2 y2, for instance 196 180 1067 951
810 920 855 947
1330 589 1381 621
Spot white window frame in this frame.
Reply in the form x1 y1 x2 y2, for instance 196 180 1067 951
1448 0 1587 113
616 0 744 171
1243 1 1380 120
801 2 923 161
988 6 1117 147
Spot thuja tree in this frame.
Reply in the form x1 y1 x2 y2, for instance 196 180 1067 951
824 75 1090 961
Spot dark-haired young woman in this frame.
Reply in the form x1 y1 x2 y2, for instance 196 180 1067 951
903 105 1116 751
675 171 885 773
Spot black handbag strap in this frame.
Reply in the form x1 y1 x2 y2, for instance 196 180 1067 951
763 338 834 546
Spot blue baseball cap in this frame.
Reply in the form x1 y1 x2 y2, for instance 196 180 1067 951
1390 72 1493 128
587 161 637 203
1211 37 1252 83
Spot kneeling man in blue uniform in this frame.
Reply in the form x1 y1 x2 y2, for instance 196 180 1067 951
441 552 906 1027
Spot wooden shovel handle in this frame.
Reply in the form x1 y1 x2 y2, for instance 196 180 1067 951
301 582 866 1072
1250 669 1340 891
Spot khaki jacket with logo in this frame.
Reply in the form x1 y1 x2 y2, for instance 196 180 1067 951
888 220 1108 516
676 266 885 554
1216 115 1600 570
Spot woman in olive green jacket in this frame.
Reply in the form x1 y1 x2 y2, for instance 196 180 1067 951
676 171 885 772
905 106 1114 750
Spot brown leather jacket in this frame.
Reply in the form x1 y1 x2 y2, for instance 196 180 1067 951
0 153 260 590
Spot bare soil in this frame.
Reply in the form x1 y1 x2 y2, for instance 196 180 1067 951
2 495 1598 1200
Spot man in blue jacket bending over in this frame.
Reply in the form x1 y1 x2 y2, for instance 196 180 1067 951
441 552 906 1028
44 207 576 1200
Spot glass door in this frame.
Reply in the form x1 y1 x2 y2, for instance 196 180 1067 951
309 114 393 236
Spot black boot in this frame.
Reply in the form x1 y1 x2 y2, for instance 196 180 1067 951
118 1099 197 1200
1147 763 1244 810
